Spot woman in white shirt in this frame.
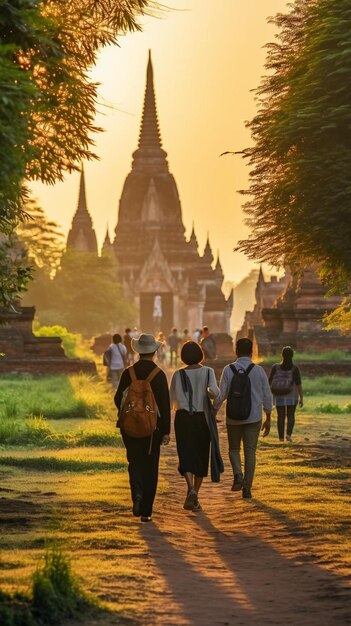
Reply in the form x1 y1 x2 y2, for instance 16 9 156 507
170 341 219 511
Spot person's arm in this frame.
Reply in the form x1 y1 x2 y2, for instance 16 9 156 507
261 368 273 437
152 371 171 443
114 368 131 411
295 367 303 407
213 366 232 411
169 371 177 410
207 367 220 398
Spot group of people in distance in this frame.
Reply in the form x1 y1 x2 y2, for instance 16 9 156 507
113 332 303 523
105 326 218 390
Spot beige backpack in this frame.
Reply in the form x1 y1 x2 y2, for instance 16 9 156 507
119 365 160 438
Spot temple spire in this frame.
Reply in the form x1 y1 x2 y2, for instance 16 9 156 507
132 51 168 171
138 50 162 150
77 165 89 216
203 232 214 265
66 166 98 254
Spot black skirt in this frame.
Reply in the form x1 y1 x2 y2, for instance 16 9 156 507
174 409 210 477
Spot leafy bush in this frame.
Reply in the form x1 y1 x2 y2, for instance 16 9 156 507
33 324 93 360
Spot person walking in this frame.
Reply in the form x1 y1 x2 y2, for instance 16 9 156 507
214 337 272 499
269 346 303 443
115 333 170 522
200 326 217 360
168 327 181 367
103 334 127 390
170 341 221 512
182 328 190 345
123 328 133 365
156 331 166 366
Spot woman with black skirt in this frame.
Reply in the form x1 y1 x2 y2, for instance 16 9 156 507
170 341 220 511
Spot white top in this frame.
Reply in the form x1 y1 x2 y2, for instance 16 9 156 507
170 366 220 413
109 343 127 370
213 356 273 425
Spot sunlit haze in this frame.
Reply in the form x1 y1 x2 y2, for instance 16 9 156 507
30 0 288 284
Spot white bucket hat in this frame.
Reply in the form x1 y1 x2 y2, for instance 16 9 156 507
131 333 162 354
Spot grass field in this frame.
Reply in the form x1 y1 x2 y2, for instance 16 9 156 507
0 372 350 623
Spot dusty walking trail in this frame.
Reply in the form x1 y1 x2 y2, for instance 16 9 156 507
104 434 351 626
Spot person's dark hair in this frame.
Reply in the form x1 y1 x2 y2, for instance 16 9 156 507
172 327 177 333
113 333 122 344
125 327 131 333
236 338 253 357
183 328 188 334
203 325 209 332
181 341 204 365
281 346 294 367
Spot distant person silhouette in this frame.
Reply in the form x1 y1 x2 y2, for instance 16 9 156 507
269 346 303 443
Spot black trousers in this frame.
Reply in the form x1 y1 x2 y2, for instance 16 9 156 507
276 404 297 439
122 430 161 517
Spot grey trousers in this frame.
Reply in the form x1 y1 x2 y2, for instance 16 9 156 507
110 368 124 390
226 420 262 488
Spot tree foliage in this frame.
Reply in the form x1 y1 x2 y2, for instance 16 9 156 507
35 250 136 338
0 0 159 303
236 0 351 293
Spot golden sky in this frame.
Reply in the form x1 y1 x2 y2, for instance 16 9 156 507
30 0 288 284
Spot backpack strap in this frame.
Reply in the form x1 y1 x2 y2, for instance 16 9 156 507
229 363 255 376
129 365 137 382
145 365 161 383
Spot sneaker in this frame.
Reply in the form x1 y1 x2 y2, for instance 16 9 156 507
242 487 252 499
140 516 152 522
192 499 202 512
183 489 197 510
132 494 142 517
286 435 293 442
231 474 243 492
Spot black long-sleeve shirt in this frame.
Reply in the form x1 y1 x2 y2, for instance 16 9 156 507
114 359 171 436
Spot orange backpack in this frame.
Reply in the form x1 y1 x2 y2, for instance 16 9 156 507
119 365 160 438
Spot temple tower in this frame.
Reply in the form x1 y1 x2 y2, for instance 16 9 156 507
67 167 98 254
112 51 232 334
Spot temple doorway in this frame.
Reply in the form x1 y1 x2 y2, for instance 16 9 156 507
140 292 173 334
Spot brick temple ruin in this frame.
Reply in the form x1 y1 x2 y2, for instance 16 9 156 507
237 266 351 358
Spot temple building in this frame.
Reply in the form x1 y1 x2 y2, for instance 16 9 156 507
112 52 233 332
238 266 351 357
67 52 233 334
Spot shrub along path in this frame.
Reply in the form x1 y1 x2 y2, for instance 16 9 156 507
0 382 350 625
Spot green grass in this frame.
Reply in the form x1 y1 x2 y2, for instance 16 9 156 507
0 456 126 472
0 374 109 421
0 548 97 626
303 376 351 395
262 350 351 363
0 416 121 448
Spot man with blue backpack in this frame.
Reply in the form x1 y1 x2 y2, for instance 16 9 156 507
214 338 272 499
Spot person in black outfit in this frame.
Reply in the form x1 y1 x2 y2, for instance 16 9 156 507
115 333 170 522
268 346 303 443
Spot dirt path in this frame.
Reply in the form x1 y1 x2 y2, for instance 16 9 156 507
117 436 351 626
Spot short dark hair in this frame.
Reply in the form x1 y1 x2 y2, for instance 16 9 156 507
203 326 209 332
113 333 122 344
172 327 177 333
125 328 131 333
236 338 253 356
181 341 204 365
